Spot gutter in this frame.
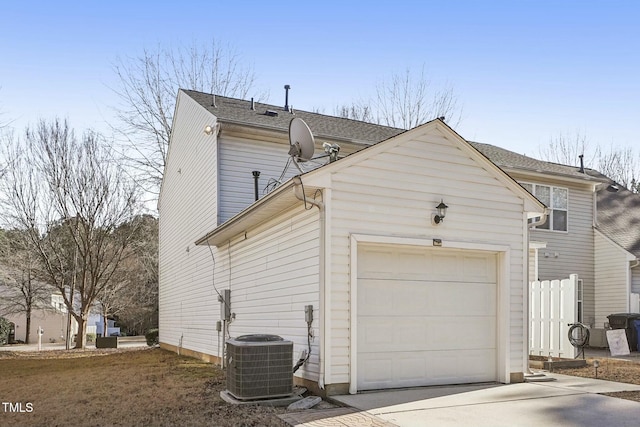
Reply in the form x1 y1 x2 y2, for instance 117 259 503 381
220 120 390 147
528 208 550 229
293 176 328 390
194 180 296 246
524 208 549 375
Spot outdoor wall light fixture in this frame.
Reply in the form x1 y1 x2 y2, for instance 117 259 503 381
204 125 214 135
433 200 448 224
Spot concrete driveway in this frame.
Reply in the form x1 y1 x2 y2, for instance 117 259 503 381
329 373 640 427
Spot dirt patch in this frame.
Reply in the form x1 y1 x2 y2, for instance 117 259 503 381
0 347 289 426
552 357 640 403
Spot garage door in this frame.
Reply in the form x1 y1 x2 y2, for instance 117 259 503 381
357 244 498 390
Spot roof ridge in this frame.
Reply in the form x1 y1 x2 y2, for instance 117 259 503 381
180 89 404 132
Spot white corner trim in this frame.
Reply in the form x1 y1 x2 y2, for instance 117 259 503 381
349 234 359 395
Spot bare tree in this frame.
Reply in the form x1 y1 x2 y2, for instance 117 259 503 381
595 144 640 192
538 133 640 192
0 86 11 130
0 119 142 349
111 39 263 195
94 215 158 336
0 228 51 344
538 132 591 166
337 67 462 130
334 103 374 123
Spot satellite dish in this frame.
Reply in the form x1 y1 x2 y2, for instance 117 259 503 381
288 118 315 162
265 117 339 193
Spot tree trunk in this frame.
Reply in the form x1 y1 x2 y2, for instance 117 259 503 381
102 307 108 338
25 307 32 344
74 315 87 349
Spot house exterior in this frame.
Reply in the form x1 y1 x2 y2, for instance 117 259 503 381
3 293 77 344
87 313 121 337
469 145 640 347
159 90 545 394
594 179 640 335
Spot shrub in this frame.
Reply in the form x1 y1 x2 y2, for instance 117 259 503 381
86 333 96 343
0 317 10 345
145 328 159 346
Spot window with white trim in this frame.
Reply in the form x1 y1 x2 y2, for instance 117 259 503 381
521 183 568 231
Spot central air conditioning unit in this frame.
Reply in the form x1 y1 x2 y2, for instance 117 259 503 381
225 334 293 400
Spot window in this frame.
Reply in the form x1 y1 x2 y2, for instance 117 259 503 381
521 183 568 231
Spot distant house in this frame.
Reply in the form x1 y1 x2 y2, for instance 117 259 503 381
3 292 77 344
159 90 545 394
594 178 640 328
88 313 121 337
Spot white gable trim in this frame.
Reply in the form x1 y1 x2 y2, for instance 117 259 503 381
302 120 545 217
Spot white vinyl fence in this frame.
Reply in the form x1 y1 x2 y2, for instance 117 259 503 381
530 274 578 358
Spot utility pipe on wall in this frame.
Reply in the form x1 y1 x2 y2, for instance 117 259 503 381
252 171 260 201
293 176 327 390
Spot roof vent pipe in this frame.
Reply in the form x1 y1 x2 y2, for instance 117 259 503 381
284 84 291 112
211 94 217 107
250 97 255 111
579 154 585 173
252 171 261 201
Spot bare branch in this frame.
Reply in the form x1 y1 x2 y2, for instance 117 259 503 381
0 119 142 348
110 39 263 196
538 132 591 166
537 132 640 192
335 66 462 130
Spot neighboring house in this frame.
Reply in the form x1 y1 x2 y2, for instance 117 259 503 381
159 90 545 394
594 178 640 335
469 145 640 347
3 292 77 344
88 313 121 337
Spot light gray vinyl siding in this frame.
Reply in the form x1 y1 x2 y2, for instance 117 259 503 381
159 91 221 354
218 137 296 224
513 175 596 328
594 231 631 328
218 136 364 224
633 269 640 295
213 206 321 380
326 129 529 382
160 95 323 376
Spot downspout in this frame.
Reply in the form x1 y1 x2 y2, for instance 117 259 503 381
293 176 327 390
524 208 550 374
528 208 550 229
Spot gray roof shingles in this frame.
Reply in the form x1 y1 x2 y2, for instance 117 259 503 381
468 141 597 180
595 174 640 257
184 89 599 181
184 90 639 256
183 90 405 145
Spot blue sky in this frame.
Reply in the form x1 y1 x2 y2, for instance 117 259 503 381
1 1 638 160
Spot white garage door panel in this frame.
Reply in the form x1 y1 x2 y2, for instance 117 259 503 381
358 280 495 316
360 315 495 352
357 245 498 390
428 349 497 383
359 349 497 389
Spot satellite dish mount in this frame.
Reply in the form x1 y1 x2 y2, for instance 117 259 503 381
288 118 316 173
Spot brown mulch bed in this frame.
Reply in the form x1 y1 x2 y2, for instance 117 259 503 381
0 347 288 426
544 356 640 403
